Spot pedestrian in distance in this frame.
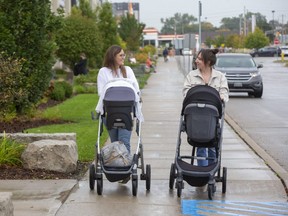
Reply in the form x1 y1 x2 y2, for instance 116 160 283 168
96 45 141 154
146 56 156 73
73 53 88 76
183 48 229 167
163 48 169 62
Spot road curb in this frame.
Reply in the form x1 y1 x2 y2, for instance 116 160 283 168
224 113 288 196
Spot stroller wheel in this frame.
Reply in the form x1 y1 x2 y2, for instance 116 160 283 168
176 181 182 197
222 167 227 193
146 164 151 191
208 184 214 200
132 176 138 196
89 164 95 190
169 163 176 189
96 174 103 195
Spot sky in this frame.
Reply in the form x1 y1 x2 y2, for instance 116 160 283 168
110 0 288 30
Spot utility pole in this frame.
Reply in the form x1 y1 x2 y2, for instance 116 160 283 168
198 1 202 49
239 14 242 35
272 10 275 31
281 14 284 44
243 7 246 36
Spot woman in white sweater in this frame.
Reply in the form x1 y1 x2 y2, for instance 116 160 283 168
97 45 140 154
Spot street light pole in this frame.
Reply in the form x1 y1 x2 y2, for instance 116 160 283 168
272 10 275 31
198 1 202 49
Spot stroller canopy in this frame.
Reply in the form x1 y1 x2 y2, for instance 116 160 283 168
181 85 223 117
104 86 136 102
96 79 144 122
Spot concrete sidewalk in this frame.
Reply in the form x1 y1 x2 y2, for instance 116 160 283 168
1 56 287 216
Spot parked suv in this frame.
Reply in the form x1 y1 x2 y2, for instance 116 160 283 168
250 46 281 57
214 53 263 98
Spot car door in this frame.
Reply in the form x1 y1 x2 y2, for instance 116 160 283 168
267 47 276 56
258 48 266 56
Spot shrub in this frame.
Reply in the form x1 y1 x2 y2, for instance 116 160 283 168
73 85 96 94
0 1 64 114
135 52 149 64
61 81 73 98
0 53 27 120
50 87 65 101
55 13 103 69
49 81 73 101
0 134 26 166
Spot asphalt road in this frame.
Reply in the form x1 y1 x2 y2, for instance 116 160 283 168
224 57 288 173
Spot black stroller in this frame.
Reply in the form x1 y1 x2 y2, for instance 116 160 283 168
169 85 227 200
89 82 151 196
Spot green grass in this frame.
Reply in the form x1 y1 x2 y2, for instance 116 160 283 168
27 94 109 161
274 59 288 67
0 135 26 166
26 68 151 162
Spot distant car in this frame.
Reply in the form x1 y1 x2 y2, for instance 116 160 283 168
250 46 281 57
182 48 192 55
214 53 263 98
280 46 288 56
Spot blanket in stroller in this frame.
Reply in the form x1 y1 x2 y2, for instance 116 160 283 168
101 141 133 167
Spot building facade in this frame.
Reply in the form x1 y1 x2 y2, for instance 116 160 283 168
112 2 140 22
50 0 101 16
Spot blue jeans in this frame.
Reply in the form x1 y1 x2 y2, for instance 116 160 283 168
108 128 132 153
197 147 216 166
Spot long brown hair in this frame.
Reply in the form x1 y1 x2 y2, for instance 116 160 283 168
102 45 127 77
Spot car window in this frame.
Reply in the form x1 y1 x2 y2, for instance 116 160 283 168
268 47 276 51
216 56 256 68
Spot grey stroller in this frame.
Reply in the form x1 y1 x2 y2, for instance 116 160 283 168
89 82 151 196
169 85 227 200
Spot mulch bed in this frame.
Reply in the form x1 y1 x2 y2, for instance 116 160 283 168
0 162 89 180
0 99 90 180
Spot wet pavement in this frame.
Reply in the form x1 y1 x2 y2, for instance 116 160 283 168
1 56 287 216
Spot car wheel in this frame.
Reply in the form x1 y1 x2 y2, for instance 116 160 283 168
253 84 263 98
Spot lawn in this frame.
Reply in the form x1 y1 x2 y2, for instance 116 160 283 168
26 69 150 162
27 94 108 161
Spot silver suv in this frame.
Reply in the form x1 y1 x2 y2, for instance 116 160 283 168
214 53 263 98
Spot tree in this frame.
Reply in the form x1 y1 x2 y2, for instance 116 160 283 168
0 0 63 115
160 13 197 34
118 14 145 51
220 17 240 31
213 35 226 48
226 34 244 48
97 2 120 53
244 27 269 49
78 0 96 19
55 13 103 68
